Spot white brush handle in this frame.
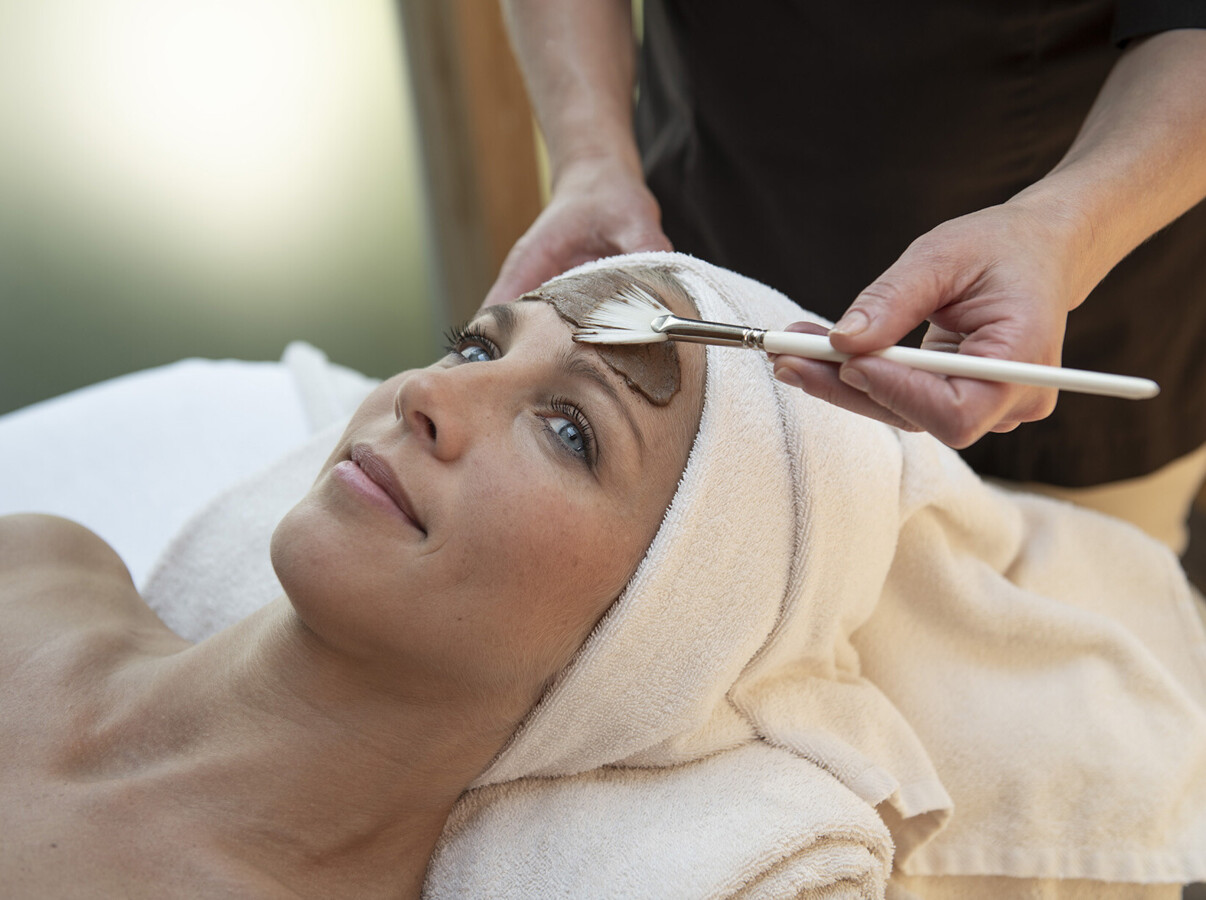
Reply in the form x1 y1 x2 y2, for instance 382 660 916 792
761 331 1159 400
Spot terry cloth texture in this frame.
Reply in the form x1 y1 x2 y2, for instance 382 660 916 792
476 252 1206 882
427 741 891 900
145 252 1206 887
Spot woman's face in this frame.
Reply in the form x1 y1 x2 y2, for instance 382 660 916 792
272 282 704 713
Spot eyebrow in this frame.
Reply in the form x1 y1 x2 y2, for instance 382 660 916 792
480 302 518 343
555 347 647 454
478 303 647 454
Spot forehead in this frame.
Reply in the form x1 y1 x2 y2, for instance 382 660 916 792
519 269 693 407
478 296 705 494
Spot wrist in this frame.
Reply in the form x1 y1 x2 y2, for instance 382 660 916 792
1004 174 1132 309
549 140 645 194
1005 30 1206 303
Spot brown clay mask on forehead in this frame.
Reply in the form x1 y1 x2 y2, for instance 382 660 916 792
520 271 682 406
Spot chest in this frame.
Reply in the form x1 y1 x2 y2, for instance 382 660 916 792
0 757 280 898
0 645 252 896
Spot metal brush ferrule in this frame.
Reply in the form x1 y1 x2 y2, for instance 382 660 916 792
653 315 768 349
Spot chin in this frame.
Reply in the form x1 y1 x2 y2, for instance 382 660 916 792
270 497 362 639
270 493 423 665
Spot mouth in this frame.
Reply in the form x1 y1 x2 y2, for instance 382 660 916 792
347 444 427 535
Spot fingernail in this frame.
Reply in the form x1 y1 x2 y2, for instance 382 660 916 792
840 367 869 392
774 367 803 390
832 309 868 337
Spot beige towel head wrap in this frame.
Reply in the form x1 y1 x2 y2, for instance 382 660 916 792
474 251 947 824
475 251 1206 882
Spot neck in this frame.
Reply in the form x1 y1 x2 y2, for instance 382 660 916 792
95 598 518 898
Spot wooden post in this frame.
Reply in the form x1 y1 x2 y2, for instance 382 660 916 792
397 0 543 326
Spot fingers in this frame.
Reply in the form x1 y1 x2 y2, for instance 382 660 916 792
773 322 1057 446
811 205 1073 444
481 175 673 308
483 221 672 309
829 242 966 356
771 323 922 432
837 354 1057 448
615 225 674 255
774 355 924 432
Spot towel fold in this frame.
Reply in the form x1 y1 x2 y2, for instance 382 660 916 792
144 421 346 640
144 251 1206 890
426 742 891 900
860 437 1206 879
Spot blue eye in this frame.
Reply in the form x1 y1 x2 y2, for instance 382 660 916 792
547 397 597 467
444 324 498 363
549 416 586 457
458 344 492 363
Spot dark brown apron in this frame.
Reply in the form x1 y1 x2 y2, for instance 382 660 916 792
636 0 1206 485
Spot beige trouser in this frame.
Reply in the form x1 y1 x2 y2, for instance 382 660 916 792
1003 443 1206 556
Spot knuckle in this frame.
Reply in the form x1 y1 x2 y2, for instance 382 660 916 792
853 280 904 314
1001 387 1059 425
620 227 672 254
1023 390 1058 422
951 387 1005 445
943 421 985 449
926 397 988 448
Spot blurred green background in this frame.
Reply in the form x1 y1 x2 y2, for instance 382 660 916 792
0 0 438 415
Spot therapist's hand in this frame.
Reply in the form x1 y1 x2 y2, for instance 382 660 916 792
482 159 672 308
773 29 1206 447
772 203 1080 447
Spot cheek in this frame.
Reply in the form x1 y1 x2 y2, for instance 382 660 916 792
464 465 643 605
480 500 646 674
271 489 425 653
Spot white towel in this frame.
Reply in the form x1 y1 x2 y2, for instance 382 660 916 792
427 742 891 900
472 256 953 834
144 251 1206 889
0 341 377 589
475 252 1206 881
0 355 313 585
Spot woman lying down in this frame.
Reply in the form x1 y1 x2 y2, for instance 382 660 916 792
2 252 1204 898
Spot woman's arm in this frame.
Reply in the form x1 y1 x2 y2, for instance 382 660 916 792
483 0 671 307
1012 28 1206 295
778 29 1206 447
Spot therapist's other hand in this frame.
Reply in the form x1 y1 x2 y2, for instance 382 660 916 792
772 204 1079 448
482 159 672 308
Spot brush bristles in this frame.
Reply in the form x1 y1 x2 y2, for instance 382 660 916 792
574 286 672 345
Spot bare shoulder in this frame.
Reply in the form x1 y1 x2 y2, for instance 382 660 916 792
0 513 131 578
0 514 178 655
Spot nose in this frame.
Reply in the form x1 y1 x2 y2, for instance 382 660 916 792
393 366 490 462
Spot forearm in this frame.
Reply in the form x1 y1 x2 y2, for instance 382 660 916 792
500 0 641 186
484 1 668 306
1008 28 1206 306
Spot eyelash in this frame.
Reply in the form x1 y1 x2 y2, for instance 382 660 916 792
549 395 598 468
443 323 498 360
443 322 599 470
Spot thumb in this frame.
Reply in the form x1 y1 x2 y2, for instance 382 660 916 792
615 225 673 255
482 238 569 309
829 252 956 355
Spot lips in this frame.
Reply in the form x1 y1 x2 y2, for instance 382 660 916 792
349 444 426 535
